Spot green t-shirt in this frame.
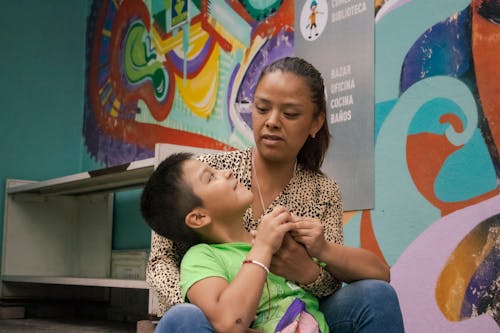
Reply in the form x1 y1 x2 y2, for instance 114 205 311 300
180 242 328 333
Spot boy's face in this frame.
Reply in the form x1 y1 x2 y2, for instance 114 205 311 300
182 159 253 218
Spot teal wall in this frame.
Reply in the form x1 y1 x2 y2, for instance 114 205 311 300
0 1 150 267
0 1 86 178
0 1 86 263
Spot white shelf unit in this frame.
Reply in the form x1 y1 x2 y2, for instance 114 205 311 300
1 143 223 315
1 157 155 310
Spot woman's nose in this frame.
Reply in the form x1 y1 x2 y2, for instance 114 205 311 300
265 109 281 128
222 170 233 178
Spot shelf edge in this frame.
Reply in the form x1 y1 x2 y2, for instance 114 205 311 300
1 275 149 289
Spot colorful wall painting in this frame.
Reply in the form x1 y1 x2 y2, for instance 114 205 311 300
84 0 294 165
369 0 500 331
84 0 500 331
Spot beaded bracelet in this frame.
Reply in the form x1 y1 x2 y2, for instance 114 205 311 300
242 259 270 275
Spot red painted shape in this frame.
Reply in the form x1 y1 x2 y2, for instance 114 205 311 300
227 0 256 24
472 1 500 155
200 1 233 52
407 132 499 216
252 0 294 39
107 0 175 122
360 210 388 265
439 114 463 133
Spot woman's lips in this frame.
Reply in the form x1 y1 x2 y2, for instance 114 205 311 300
261 134 283 144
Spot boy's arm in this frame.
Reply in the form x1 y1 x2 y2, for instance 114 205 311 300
185 207 294 333
186 245 271 333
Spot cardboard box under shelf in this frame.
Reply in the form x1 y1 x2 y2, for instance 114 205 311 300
111 249 149 280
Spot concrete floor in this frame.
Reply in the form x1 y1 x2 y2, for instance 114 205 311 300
0 318 136 332
0 289 151 332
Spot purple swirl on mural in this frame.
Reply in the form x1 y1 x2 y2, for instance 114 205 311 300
461 214 500 324
400 7 472 94
230 29 293 130
236 29 294 105
166 36 215 74
226 62 241 131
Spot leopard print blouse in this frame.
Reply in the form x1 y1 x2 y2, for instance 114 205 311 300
146 148 344 315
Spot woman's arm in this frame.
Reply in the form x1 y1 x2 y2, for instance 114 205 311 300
323 243 390 282
146 232 187 314
290 217 390 282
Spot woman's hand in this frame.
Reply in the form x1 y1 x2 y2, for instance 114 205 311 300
269 233 320 284
289 216 327 258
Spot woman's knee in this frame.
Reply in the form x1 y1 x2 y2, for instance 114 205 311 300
320 279 402 319
320 280 404 332
356 279 399 302
355 280 404 330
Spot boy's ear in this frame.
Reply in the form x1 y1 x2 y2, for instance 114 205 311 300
185 208 211 229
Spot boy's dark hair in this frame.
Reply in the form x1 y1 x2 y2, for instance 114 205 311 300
256 57 331 173
140 152 202 246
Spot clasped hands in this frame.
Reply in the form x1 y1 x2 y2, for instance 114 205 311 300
252 206 325 285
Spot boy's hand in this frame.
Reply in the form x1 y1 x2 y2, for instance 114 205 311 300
253 206 294 254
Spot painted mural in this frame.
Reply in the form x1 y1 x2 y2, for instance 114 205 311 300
84 0 499 332
84 0 293 165
364 0 499 331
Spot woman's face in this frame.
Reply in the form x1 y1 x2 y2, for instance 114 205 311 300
252 71 324 163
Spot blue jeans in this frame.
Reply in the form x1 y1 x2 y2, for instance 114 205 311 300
154 280 404 332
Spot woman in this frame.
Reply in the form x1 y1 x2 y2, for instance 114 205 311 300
148 57 404 332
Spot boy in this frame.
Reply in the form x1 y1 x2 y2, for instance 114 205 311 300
141 152 329 333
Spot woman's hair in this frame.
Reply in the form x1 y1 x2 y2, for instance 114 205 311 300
140 152 202 246
256 57 330 172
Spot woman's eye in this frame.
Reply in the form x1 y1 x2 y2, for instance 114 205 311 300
255 105 268 113
284 113 299 119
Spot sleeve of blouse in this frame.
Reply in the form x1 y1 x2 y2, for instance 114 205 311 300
297 180 344 297
146 231 189 315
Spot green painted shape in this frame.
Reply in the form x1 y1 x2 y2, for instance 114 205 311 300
124 21 166 100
